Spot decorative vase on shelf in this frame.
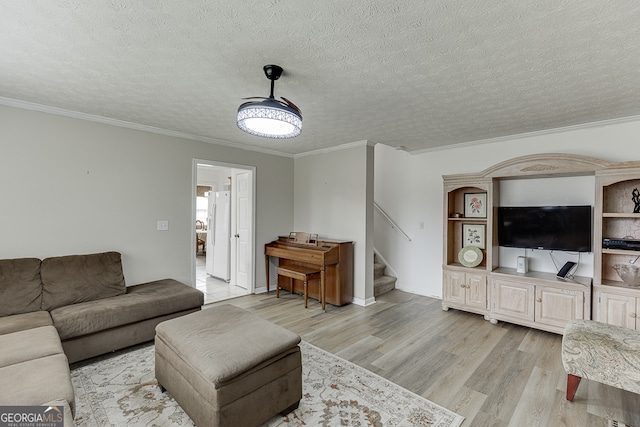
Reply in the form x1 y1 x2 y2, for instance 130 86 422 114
613 263 640 287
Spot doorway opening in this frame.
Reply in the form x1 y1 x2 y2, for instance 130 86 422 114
192 159 255 304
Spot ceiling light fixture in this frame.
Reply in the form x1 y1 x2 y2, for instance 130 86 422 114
237 65 302 139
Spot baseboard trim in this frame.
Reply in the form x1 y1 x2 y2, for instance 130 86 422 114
352 296 377 307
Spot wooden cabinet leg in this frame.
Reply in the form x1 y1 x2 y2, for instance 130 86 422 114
265 255 270 292
304 280 308 308
321 266 326 311
566 374 581 402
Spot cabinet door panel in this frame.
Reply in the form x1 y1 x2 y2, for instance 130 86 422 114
493 280 534 321
599 292 636 329
466 273 487 310
535 286 583 328
444 270 466 305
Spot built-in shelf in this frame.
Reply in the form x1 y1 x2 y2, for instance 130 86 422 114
492 267 591 288
602 213 640 218
447 217 487 222
594 171 640 330
600 278 640 289
447 262 487 270
602 248 640 256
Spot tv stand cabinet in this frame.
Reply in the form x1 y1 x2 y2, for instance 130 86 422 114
442 153 640 334
488 268 591 334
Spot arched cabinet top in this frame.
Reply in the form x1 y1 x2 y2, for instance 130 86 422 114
480 153 611 178
444 153 640 181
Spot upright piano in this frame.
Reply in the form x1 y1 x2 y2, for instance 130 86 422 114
265 236 354 306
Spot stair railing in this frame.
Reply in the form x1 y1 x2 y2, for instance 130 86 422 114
374 202 411 241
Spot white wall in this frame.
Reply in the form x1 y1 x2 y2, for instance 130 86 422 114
375 119 640 298
498 176 595 277
197 165 231 191
0 105 294 287
294 143 374 305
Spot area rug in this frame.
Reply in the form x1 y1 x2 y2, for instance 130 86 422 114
71 341 464 427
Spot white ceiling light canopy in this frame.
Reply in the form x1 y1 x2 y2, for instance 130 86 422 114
237 65 302 139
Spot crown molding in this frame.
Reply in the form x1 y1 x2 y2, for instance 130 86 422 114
0 97 294 158
294 140 371 158
409 114 640 155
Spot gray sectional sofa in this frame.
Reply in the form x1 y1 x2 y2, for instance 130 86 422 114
0 251 204 423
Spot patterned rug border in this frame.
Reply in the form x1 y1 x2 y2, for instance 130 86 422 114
299 341 465 427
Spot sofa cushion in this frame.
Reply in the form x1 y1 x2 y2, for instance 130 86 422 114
0 258 42 316
0 311 53 335
41 251 126 311
0 326 63 368
0 353 74 414
51 278 203 340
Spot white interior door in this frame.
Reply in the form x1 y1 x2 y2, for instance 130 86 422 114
194 160 254 293
233 169 252 290
205 192 215 276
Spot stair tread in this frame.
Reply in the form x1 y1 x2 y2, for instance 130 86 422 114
374 275 397 284
374 274 396 297
374 262 387 279
373 254 395 297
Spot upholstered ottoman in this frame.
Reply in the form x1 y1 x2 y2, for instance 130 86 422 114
562 319 640 401
155 305 302 427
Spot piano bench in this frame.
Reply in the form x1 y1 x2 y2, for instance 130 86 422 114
276 265 322 308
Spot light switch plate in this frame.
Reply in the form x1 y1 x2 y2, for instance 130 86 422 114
157 220 169 231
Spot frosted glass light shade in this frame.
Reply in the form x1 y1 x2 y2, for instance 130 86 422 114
237 99 302 139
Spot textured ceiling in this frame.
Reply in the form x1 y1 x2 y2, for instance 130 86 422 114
2 1 640 155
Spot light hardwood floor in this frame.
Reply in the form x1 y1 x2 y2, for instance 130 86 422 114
209 290 640 427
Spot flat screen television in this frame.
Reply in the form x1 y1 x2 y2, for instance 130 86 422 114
497 205 592 252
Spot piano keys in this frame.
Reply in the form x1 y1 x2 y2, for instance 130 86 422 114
265 236 354 307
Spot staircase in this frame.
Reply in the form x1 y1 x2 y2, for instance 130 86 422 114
374 254 397 297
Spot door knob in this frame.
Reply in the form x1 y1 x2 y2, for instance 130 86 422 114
234 234 240 238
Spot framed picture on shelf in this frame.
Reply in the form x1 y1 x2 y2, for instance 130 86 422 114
463 223 485 249
464 193 487 218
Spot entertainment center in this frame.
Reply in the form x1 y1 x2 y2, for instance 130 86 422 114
442 153 640 334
